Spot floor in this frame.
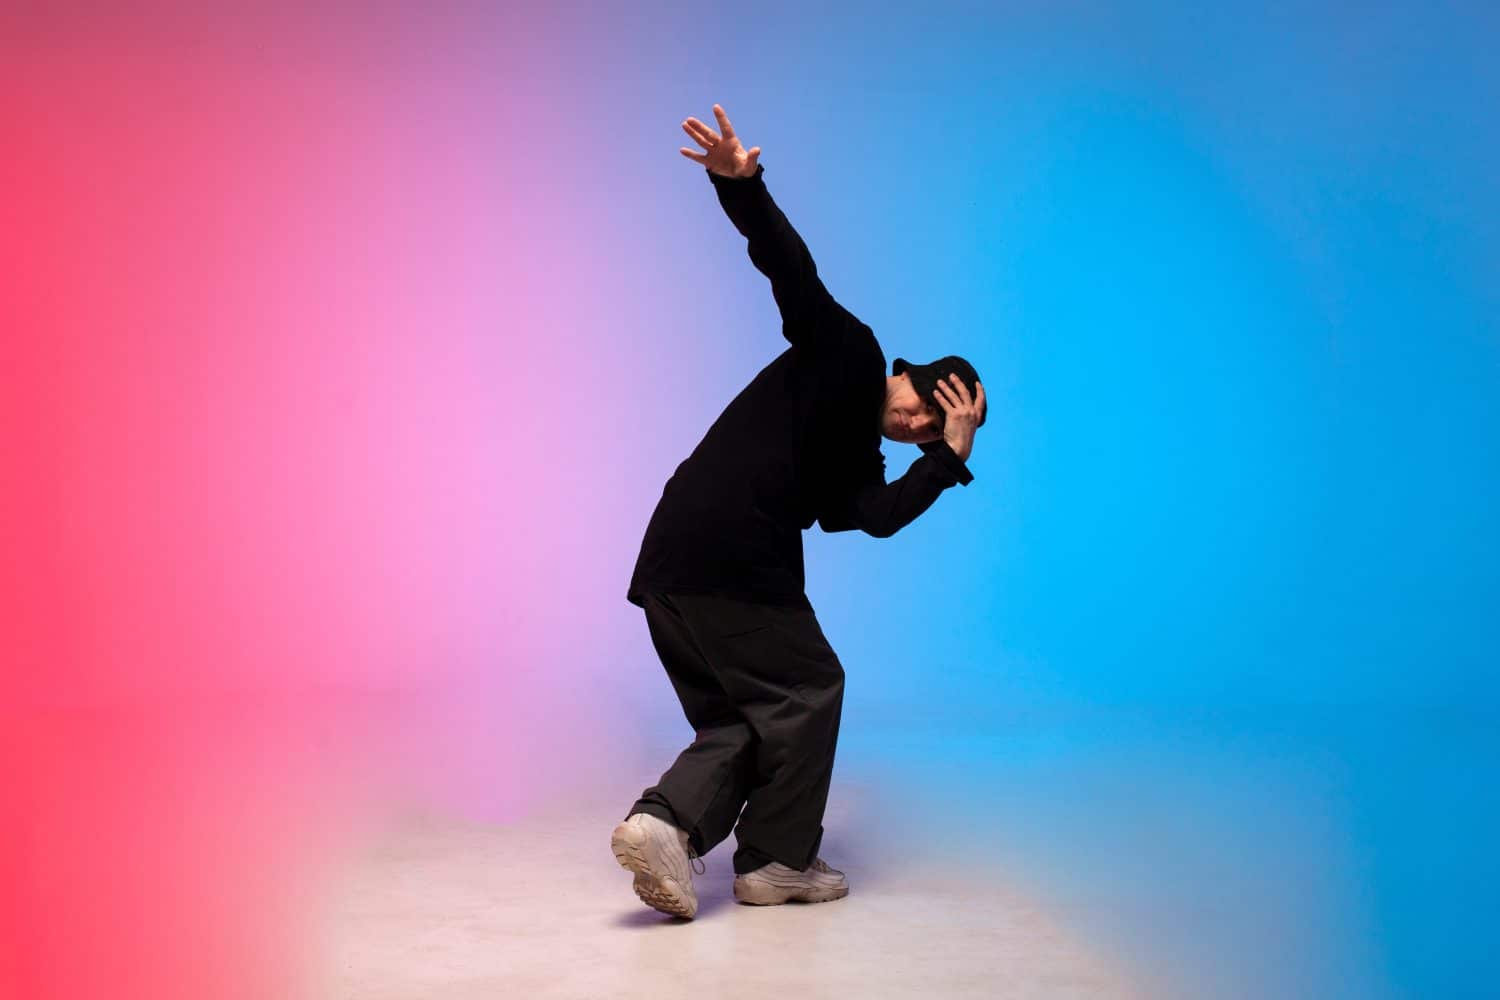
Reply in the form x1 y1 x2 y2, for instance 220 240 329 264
309 701 1496 999
313 788 1155 1000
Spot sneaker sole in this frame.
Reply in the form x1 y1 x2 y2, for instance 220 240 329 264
732 877 849 906
611 820 697 919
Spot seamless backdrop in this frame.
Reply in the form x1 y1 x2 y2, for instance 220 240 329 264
5 3 1497 999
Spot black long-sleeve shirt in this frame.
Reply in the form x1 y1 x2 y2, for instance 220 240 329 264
626 163 973 610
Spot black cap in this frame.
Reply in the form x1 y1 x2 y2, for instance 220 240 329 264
892 355 986 432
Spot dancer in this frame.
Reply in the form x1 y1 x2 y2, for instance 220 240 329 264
611 104 986 919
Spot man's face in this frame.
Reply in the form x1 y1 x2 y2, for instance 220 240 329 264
881 373 945 445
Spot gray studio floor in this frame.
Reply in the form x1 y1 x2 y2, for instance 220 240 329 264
310 702 1492 999
313 789 1150 1000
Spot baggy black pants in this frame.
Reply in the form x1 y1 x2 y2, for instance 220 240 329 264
625 591 846 875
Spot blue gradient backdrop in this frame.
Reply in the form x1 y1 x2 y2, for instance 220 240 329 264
592 4 1498 996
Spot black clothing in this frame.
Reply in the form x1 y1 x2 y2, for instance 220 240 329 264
623 164 978 876
626 591 846 875
626 163 973 611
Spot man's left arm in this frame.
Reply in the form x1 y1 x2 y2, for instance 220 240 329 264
818 374 985 536
817 442 973 537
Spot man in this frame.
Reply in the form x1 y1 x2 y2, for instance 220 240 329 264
611 104 986 919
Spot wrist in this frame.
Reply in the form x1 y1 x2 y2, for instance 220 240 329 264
707 163 762 181
921 440 974 485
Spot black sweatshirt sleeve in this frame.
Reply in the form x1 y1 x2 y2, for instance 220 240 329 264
817 442 973 537
918 439 976 485
707 164 854 351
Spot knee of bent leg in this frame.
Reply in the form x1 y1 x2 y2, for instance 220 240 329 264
781 670 845 731
815 658 845 701
692 717 755 751
756 685 841 768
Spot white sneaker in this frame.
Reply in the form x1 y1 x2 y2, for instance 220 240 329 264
610 813 705 919
733 857 849 905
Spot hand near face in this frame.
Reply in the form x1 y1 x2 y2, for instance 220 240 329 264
935 375 984 463
679 104 762 179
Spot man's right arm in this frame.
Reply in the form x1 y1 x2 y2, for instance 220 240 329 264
708 164 855 351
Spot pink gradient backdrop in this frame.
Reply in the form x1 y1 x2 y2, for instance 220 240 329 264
5 10 637 997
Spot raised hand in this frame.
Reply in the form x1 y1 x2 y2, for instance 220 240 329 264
934 375 985 463
679 104 762 179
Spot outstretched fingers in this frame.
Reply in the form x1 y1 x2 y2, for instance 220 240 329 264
680 106 758 175
682 117 718 148
712 103 736 140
